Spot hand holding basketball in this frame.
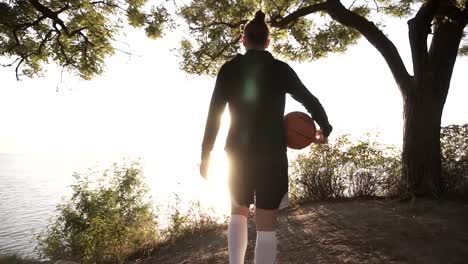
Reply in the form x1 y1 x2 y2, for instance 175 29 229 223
284 111 328 149
313 129 328 144
314 129 327 144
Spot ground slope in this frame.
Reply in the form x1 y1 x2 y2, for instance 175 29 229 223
141 199 468 264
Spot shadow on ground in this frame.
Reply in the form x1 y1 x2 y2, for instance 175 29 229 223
141 199 468 264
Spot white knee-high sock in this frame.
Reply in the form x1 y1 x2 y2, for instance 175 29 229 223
254 231 277 264
228 214 248 264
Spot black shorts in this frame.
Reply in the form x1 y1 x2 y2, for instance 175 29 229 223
228 153 288 210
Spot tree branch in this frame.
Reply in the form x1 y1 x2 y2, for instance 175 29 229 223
270 3 328 29
15 57 25 81
200 35 241 74
28 0 69 18
90 0 126 11
371 0 380 13
1 57 21 68
325 0 411 93
9 15 47 55
56 2 70 14
28 0 94 47
54 30 76 68
428 19 464 100
8 27 54 80
271 0 281 11
13 15 47 31
190 20 247 31
36 29 54 55
408 0 439 83
428 0 465 98
348 0 358 9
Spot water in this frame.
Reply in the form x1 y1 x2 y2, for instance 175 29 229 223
0 152 231 257
0 153 74 256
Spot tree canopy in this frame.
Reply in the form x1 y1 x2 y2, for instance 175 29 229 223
1 0 467 79
178 0 468 78
0 0 172 80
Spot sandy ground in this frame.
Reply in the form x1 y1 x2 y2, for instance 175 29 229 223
141 199 468 264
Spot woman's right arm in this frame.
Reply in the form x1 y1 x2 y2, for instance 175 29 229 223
201 65 229 160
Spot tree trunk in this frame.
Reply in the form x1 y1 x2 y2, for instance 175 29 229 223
401 0 465 197
325 0 466 197
402 81 445 197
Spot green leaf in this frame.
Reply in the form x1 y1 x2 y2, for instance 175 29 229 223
459 44 468 56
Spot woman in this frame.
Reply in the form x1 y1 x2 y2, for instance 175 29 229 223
200 11 333 264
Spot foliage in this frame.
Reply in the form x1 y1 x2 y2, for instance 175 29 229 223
1 0 467 78
161 195 224 244
0 255 44 264
36 161 159 264
177 0 468 75
460 31 468 56
271 19 361 62
178 0 365 75
177 0 252 75
290 126 468 204
0 0 173 80
289 134 402 204
34 160 225 263
441 124 468 199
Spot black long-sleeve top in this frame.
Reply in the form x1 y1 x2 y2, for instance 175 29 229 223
201 50 332 158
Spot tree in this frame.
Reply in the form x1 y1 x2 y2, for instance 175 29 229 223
177 0 467 198
0 0 172 80
1 0 467 197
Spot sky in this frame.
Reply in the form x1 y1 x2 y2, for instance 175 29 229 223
1 16 466 153
0 15 466 210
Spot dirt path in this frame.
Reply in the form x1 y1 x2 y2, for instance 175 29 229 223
141 199 468 264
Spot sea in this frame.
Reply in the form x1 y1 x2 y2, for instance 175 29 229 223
0 152 231 258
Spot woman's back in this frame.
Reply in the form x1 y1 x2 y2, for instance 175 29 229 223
203 49 331 156
222 50 288 155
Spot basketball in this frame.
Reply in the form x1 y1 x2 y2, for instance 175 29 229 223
284 111 317 149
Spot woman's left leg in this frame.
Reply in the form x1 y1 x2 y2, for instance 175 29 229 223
229 205 250 264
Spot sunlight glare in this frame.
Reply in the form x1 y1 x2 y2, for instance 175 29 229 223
209 150 230 202
198 110 232 216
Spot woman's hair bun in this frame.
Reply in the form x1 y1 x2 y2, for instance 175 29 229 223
253 10 266 23
243 10 269 45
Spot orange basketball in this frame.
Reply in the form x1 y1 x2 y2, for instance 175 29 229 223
284 111 317 149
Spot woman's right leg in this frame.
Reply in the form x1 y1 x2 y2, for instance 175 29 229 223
229 205 250 264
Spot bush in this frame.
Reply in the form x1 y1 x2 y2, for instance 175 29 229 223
441 124 468 199
344 135 402 198
0 255 43 264
36 161 159 264
289 134 402 204
162 196 224 243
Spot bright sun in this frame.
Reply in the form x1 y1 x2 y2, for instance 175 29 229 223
199 111 232 215
197 150 231 215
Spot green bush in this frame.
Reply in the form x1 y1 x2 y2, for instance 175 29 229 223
36 161 159 264
441 124 468 199
289 134 402 204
